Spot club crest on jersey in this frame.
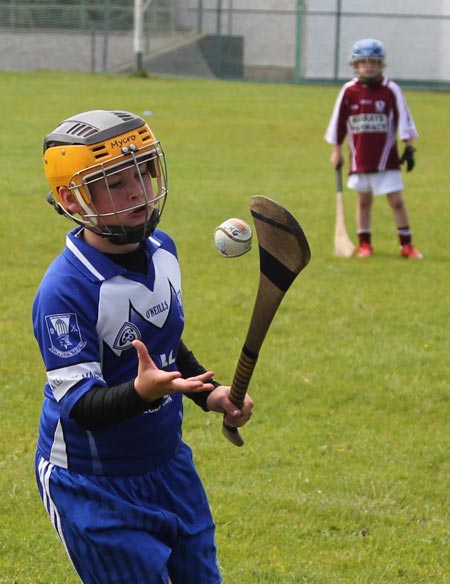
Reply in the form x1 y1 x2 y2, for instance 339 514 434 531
375 100 385 112
45 313 87 358
113 322 141 351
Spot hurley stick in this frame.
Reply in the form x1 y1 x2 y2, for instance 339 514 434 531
222 195 311 446
334 167 355 257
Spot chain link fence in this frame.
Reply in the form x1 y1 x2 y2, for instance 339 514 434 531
1 0 449 88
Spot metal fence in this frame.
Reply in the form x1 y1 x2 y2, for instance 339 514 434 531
1 0 450 89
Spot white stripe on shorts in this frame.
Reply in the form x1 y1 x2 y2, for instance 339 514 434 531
37 457 71 558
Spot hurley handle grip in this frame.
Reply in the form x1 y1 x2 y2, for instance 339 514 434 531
336 166 343 192
222 348 258 446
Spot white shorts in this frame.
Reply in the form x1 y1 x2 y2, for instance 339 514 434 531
347 170 404 196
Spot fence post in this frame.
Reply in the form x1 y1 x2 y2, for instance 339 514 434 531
197 0 203 33
9 0 16 27
215 0 223 77
102 0 110 73
91 26 96 72
134 0 144 73
294 0 303 83
333 0 342 81
227 0 233 35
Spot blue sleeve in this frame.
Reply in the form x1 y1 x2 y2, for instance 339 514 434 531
32 256 106 417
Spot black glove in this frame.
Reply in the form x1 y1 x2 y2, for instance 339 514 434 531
400 145 416 172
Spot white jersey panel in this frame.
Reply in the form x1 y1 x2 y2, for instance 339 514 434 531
97 248 182 356
47 361 104 401
387 80 419 141
49 420 68 468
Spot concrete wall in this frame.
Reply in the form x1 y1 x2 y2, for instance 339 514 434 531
1 0 449 84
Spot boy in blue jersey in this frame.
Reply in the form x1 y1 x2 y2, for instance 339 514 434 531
33 110 254 584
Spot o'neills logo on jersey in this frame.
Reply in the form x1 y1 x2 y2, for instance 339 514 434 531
349 113 387 134
110 134 136 149
146 300 169 319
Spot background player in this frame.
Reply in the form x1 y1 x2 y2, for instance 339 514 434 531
325 38 422 258
33 109 254 584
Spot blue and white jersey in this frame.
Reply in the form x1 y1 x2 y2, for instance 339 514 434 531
33 227 185 476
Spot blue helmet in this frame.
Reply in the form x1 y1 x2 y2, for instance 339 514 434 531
350 39 385 64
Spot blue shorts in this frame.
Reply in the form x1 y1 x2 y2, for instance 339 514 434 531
35 442 222 584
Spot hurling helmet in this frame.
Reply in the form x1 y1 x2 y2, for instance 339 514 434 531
43 110 167 245
350 39 385 64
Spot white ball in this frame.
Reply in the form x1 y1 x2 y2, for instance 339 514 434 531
214 218 252 258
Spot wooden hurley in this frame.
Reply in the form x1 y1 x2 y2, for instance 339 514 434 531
222 195 311 446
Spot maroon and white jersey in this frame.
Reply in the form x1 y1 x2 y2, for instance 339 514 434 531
325 76 418 174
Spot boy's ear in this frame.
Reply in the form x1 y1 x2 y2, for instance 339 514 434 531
58 186 82 213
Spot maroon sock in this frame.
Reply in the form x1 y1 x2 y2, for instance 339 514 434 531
358 231 371 246
397 226 412 246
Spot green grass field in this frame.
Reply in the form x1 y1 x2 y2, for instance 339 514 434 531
0 71 448 583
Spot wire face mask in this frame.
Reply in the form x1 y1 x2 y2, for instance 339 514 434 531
68 142 167 244
44 110 168 245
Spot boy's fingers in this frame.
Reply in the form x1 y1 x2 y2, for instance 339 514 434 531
132 340 157 369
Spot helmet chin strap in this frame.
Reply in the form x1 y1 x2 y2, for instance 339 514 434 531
359 74 382 86
102 209 161 245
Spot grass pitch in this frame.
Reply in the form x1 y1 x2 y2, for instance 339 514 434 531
0 71 449 583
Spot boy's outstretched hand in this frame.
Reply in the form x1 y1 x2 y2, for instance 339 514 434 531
132 340 215 402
